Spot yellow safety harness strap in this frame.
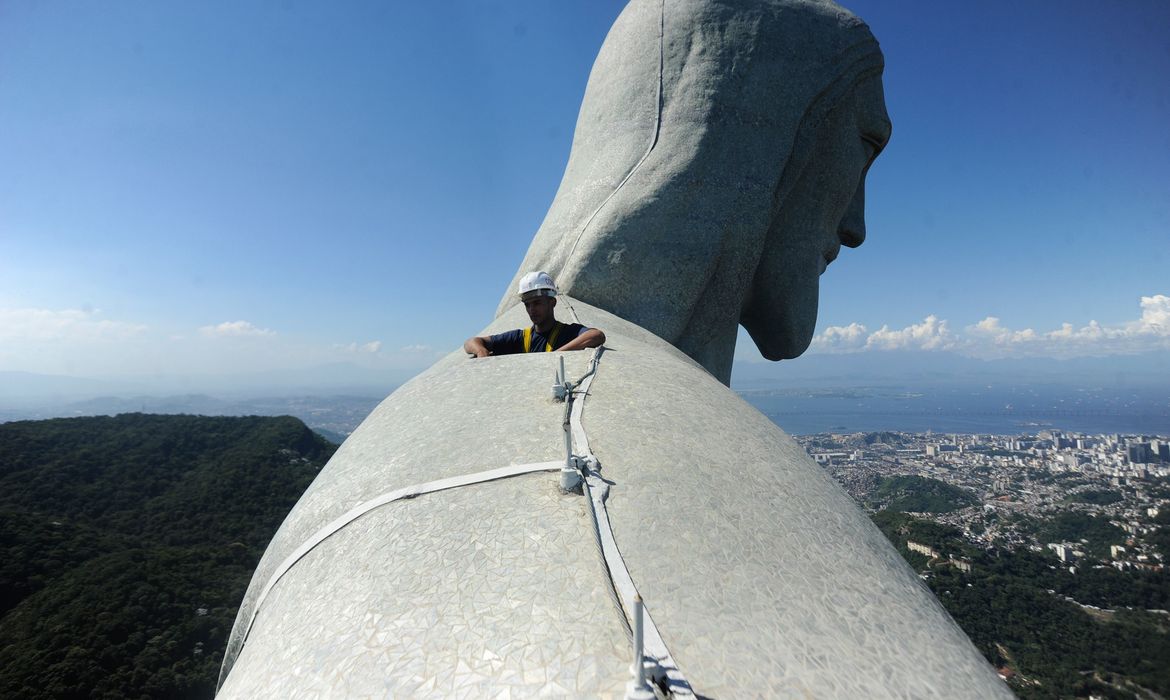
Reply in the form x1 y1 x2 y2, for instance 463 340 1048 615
523 322 563 353
545 323 562 351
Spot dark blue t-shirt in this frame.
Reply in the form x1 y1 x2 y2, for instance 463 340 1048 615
486 322 588 355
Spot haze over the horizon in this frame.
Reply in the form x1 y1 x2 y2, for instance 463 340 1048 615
2 1 1167 393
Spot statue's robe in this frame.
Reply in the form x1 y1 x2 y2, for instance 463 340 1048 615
218 298 1008 698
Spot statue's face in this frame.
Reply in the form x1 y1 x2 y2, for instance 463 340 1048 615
742 73 892 360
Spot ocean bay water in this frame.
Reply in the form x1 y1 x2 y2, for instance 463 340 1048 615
737 383 1170 436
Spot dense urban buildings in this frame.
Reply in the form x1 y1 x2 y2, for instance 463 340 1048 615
799 429 1169 572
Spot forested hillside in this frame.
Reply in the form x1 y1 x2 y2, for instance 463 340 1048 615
0 414 334 699
867 474 978 513
873 509 1170 698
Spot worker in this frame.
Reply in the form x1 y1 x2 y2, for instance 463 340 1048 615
464 271 605 357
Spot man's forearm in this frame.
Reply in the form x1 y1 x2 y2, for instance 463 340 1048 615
559 328 605 352
464 337 490 358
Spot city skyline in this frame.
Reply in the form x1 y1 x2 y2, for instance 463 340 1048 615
2 1 1167 389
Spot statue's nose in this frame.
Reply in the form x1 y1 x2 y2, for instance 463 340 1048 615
838 180 866 248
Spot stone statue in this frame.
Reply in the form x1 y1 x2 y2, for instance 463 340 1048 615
501 0 891 384
218 2 1011 697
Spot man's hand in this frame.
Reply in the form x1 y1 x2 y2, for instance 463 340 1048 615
464 336 491 358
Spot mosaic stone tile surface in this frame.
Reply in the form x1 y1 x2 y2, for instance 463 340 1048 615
219 474 631 698
220 298 1011 698
569 301 1009 698
220 328 580 678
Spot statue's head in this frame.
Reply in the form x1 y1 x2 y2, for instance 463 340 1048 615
499 0 891 384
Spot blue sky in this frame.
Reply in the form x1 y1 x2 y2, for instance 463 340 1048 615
1 1 1167 390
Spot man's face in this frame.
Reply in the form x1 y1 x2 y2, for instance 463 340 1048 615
524 296 556 329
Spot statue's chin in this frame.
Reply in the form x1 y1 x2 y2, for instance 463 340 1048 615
755 339 811 362
743 317 815 361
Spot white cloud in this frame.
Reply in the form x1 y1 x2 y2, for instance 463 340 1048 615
0 307 147 341
334 341 383 353
864 315 957 351
0 308 440 381
809 322 868 352
963 294 1170 358
1133 294 1170 334
808 295 1170 358
966 316 1040 346
198 320 275 338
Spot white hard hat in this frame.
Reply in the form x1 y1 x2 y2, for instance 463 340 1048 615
518 271 557 300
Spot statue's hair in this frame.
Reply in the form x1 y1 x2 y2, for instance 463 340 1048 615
500 0 884 377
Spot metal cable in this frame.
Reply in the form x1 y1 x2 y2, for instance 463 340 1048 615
567 346 696 698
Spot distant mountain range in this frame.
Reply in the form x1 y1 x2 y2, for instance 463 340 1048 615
4 351 1167 409
6 351 1168 440
732 349 1170 389
0 361 412 406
